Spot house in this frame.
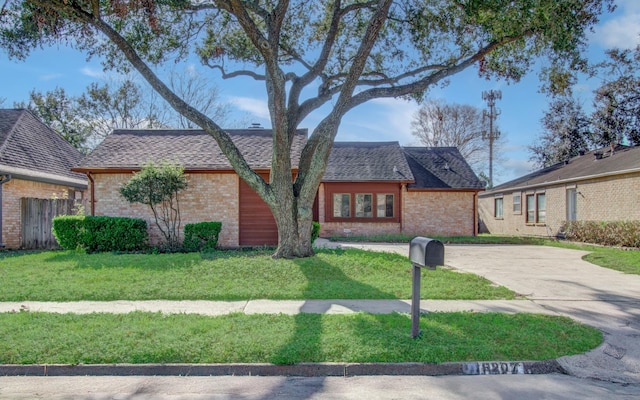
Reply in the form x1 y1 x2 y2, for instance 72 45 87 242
73 128 484 247
478 145 640 237
0 109 88 248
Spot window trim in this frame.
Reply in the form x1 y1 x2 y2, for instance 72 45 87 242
376 193 395 218
332 193 351 218
325 183 401 223
525 191 546 224
355 193 373 218
494 196 504 219
512 193 521 214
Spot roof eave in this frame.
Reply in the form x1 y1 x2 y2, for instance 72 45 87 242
1 165 88 189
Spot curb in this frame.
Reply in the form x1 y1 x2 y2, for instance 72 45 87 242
0 360 565 377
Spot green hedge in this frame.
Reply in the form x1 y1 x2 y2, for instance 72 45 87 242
183 222 222 252
52 215 85 250
52 215 148 253
83 216 148 253
564 220 640 248
311 221 321 244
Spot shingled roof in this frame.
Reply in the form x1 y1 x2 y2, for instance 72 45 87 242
323 142 414 182
403 147 485 190
75 128 309 171
484 144 640 194
0 109 87 188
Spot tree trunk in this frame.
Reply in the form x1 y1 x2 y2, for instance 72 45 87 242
269 189 314 259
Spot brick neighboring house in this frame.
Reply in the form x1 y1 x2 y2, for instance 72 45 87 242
0 109 88 249
478 145 640 237
73 129 484 247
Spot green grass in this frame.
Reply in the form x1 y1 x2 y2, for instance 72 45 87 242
0 248 514 301
0 311 601 365
328 234 640 275
544 241 640 275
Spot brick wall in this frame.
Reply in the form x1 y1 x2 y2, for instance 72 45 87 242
478 172 640 237
1 178 85 249
91 172 240 247
402 191 477 236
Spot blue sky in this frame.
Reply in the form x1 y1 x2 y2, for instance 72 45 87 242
1 0 639 185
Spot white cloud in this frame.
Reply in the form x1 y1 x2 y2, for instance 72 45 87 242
339 97 420 144
227 96 270 120
80 66 104 79
592 1 640 49
39 73 63 81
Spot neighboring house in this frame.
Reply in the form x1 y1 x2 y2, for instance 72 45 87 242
478 145 640 238
0 109 88 249
73 128 484 247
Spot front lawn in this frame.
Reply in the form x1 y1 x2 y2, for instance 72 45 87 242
0 311 601 364
0 248 515 301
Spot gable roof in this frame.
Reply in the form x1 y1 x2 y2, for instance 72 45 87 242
403 147 485 190
0 109 87 188
75 128 309 171
323 142 414 182
484 144 640 195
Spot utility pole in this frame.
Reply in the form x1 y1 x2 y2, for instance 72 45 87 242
482 90 501 187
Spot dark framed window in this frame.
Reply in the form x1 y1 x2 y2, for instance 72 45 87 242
355 193 373 218
377 194 395 218
333 193 351 218
526 192 546 224
325 183 400 223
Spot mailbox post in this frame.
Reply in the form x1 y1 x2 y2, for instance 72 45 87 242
409 237 445 338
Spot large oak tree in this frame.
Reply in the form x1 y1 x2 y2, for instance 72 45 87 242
0 0 614 258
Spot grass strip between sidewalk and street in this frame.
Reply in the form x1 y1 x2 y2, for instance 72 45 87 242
0 248 515 301
0 311 601 365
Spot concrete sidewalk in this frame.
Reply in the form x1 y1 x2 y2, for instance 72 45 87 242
0 298 555 316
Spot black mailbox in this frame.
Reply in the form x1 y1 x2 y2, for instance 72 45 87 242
409 236 444 270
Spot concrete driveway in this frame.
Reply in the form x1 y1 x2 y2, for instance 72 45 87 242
337 242 640 384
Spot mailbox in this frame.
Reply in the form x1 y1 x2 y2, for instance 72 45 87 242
409 236 444 270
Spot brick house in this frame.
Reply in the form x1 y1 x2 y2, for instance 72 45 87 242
0 109 88 248
478 145 640 237
74 128 484 247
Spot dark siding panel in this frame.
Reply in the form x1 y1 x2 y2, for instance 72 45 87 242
239 179 278 246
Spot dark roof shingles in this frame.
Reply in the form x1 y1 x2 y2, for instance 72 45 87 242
489 145 640 193
78 129 308 170
323 142 414 181
403 147 485 190
0 109 86 182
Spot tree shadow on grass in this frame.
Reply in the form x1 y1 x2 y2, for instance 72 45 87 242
263 250 414 399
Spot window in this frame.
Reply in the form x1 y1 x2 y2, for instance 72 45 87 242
377 194 394 218
355 194 373 217
526 194 535 223
494 197 504 218
566 189 577 221
526 192 546 224
333 194 351 218
512 194 521 214
326 183 400 223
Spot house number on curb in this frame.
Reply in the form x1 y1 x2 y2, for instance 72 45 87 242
463 362 525 375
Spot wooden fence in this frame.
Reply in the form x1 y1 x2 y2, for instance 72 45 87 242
21 198 80 250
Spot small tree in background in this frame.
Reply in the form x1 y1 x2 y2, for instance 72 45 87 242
120 161 188 250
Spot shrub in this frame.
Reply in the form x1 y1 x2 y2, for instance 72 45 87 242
82 216 148 253
183 222 222 252
564 220 640 248
52 215 85 250
311 221 321 244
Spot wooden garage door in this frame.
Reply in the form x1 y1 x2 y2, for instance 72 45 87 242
239 178 278 246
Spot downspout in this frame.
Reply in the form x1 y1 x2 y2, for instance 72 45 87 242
473 191 478 237
87 172 95 216
0 174 12 248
